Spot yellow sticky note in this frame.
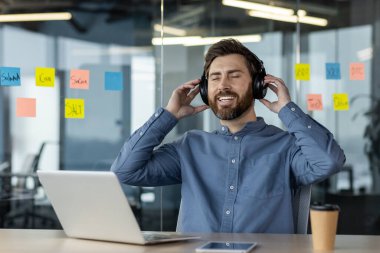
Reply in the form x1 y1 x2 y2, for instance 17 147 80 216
36 67 55 87
349 63 365 80
70 69 90 89
333 94 349 111
65 98 85 119
307 94 323 111
295 63 310 81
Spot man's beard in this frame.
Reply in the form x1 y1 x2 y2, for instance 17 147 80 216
208 87 253 120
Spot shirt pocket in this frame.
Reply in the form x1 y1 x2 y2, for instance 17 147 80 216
240 153 285 199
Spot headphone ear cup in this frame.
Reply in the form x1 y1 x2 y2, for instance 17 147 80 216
253 68 267 99
199 74 209 105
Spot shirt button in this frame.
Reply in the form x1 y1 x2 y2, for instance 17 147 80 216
154 113 159 117
222 127 225 131
226 210 231 215
229 185 234 190
139 132 143 136
234 136 238 141
231 159 235 164
308 125 311 129
291 107 296 111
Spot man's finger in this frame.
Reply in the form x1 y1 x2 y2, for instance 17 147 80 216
267 83 278 94
193 105 209 114
176 79 201 91
265 77 286 88
187 86 200 98
179 83 196 91
183 78 201 86
259 98 271 108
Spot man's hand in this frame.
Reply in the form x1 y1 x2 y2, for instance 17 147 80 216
259 74 291 114
165 79 209 120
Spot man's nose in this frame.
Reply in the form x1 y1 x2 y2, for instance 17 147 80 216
218 75 231 90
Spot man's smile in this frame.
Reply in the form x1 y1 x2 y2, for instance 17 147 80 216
216 95 237 107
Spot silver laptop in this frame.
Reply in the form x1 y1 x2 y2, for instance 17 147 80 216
37 170 199 245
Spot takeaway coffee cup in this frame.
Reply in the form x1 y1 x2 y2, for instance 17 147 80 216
310 204 340 251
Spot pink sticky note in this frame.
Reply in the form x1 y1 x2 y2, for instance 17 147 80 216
16 98 36 117
70 69 90 89
349 63 365 80
307 94 323 111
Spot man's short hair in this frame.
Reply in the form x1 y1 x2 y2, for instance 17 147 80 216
204 38 260 81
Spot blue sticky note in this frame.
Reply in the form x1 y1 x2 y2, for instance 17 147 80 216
326 63 341 80
0 67 21 86
105 72 123 91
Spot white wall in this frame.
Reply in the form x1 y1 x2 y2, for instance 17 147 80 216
131 56 155 132
2 26 59 172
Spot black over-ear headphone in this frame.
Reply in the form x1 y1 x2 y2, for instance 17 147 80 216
199 53 267 105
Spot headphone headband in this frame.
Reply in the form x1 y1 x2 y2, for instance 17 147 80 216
249 52 264 74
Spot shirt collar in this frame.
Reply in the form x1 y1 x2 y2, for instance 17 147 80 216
217 117 267 136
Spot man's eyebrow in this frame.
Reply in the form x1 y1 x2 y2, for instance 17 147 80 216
209 69 242 76
227 69 243 74
209 71 221 77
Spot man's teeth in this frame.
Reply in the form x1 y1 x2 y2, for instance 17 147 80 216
218 96 234 101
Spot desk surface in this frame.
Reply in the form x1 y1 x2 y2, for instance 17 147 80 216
1 229 379 253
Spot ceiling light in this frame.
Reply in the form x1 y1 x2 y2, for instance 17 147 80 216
0 12 72 22
298 15 328 26
152 36 202 45
153 24 187 36
183 35 262 46
297 10 307 17
151 34 261 46
222 0 294 16
71 46 152 56
248 10 328 27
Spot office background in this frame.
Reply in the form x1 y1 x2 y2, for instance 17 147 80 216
0 0 379 234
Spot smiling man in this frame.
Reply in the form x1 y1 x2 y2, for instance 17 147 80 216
111 39 346 233
208 54 254 122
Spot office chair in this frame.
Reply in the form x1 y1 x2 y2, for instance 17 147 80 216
1 155 39 227
3 142 59 228
0 161 12 227
292 184 312 234
176 184 312 234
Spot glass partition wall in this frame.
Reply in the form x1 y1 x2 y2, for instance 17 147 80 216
0 0 379 234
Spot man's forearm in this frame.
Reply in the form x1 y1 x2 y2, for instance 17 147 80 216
279 102 346 185
110 108 179 185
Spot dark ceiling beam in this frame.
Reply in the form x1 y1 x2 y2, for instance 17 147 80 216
0 1 74 10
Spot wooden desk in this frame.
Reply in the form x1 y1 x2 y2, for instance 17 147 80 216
0 229 379 253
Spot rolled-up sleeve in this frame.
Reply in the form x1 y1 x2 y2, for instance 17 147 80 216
278 102 346 186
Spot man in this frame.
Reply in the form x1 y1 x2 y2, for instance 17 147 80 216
111 39 346 233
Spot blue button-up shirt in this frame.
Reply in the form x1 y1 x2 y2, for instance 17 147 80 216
111 102 346 233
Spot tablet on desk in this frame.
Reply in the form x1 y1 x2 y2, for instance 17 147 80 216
196 241 258 253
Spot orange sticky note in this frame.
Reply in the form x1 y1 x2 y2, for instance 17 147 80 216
349 63 365 80
307 94 323 111
70 69 90 89
295 63 310 81
333 93 349 111
65 98 85 119
36 67 55 87
16 98 36 117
